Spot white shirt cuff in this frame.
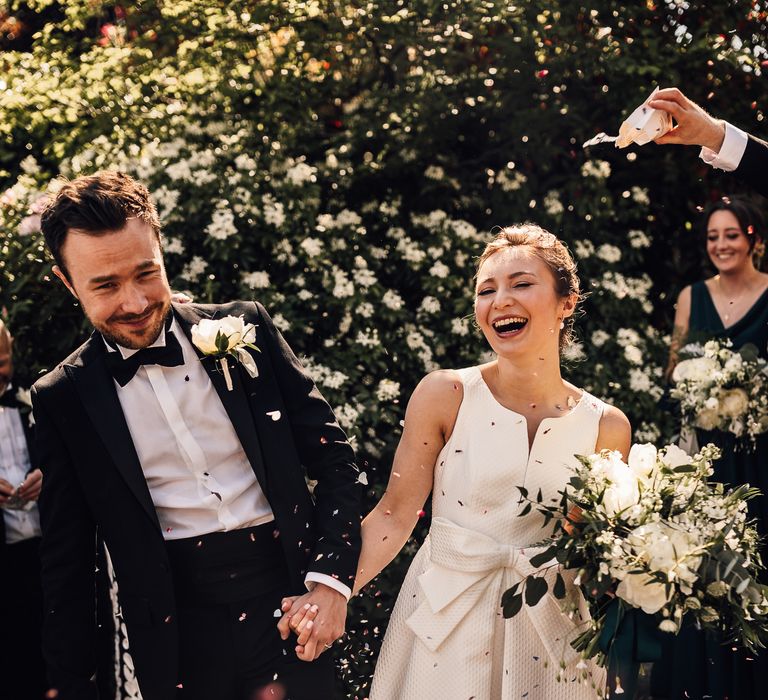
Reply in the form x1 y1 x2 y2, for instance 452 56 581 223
699 121 748 171
305 572 352 601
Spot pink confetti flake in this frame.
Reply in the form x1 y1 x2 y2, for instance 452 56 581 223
238 612 247 622
416 509 426 518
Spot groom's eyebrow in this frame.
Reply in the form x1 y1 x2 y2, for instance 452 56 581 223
88 260 158 285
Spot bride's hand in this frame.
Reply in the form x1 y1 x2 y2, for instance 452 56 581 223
278 596 319 640
562 505 582 535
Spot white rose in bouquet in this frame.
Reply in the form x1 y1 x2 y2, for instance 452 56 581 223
672 357 719 384
597 452 641 517
696 407 721 431
616 572 672 614
659 444 691 469
628 522 702 588
628 443 658 481
719 388 749 419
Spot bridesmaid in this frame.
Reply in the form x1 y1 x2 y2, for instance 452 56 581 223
654 196 768 700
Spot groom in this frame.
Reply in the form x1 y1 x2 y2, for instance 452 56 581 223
32 171 362 700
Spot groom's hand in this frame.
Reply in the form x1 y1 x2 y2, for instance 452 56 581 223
277 584 347 661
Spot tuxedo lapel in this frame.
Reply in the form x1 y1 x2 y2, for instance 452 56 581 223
172 304 269 493
65 336 161 532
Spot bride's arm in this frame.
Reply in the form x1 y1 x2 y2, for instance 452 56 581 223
281 370 462 642
594 404 632 458
352 370 463 594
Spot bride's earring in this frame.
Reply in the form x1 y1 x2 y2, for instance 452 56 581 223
558 319 565 330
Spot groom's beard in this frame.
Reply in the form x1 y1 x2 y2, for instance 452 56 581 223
95 300 171 350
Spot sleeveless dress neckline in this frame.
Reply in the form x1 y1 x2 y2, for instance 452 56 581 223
699 281 768 332
474 366 587 457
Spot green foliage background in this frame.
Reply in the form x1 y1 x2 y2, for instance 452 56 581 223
1 1 766 697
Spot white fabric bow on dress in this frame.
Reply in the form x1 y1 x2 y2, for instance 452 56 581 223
406 517 587 668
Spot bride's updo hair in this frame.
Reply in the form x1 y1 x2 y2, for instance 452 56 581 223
475 224 582 351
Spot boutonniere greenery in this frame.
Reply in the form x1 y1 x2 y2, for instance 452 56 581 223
191 315 260 391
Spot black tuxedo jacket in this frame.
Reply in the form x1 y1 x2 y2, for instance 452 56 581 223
735 133 768 197
0 392 37 551
32 301 362 700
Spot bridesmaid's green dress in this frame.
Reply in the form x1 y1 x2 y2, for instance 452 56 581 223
651 280 768 700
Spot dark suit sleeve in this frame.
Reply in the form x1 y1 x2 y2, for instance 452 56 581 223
32 384 99 700
735 134 768 197
252 302 362 588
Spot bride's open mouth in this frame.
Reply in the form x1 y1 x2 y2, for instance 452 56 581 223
491 316 528 337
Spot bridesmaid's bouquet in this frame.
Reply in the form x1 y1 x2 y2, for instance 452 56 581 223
502 443 768 668
671 339 768 450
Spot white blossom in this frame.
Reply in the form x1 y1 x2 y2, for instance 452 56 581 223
591 330 610 347
180 255 208 282
382 290 404 310
376 379 401 401
451 317 470 336
429 261 450 278
419 296 441 314
629 229 652 249
262 194 286 228
597 243 622 263
581 159 611 179
544 190 564 216
285 161 316 186
164 237 185 255
206 202 238 240
496 168 527 191
300 237 324 257
242 271 270 289
424 165 445 180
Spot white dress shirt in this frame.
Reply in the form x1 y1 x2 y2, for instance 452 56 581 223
700 121 749 171
109 319 350 599
0 389 41 544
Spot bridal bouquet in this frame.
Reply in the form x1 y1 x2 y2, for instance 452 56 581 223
671 339 768 450
502 443 768 667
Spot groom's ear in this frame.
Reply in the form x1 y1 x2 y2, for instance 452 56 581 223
52 265 79 301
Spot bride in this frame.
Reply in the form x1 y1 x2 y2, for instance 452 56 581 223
284 225 630 699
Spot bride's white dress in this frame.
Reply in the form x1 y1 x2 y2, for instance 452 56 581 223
370 366 607 699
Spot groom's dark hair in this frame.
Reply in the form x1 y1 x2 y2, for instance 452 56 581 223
40 171 162 279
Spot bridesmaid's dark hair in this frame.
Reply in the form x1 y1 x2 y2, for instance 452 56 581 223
475 224 582 352
701 196 765 263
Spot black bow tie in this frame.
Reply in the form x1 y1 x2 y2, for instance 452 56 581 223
0 389 18 409
104 331 185 387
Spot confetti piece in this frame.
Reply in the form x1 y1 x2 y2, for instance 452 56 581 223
357 471 368 485
238 612 247 622
416 509 426 518
266 410 281 421
273 608 282 617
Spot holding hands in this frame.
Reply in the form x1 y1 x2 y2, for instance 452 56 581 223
277 583 347 661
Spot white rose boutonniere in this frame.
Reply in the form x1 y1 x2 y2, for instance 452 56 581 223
191 315 259 391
